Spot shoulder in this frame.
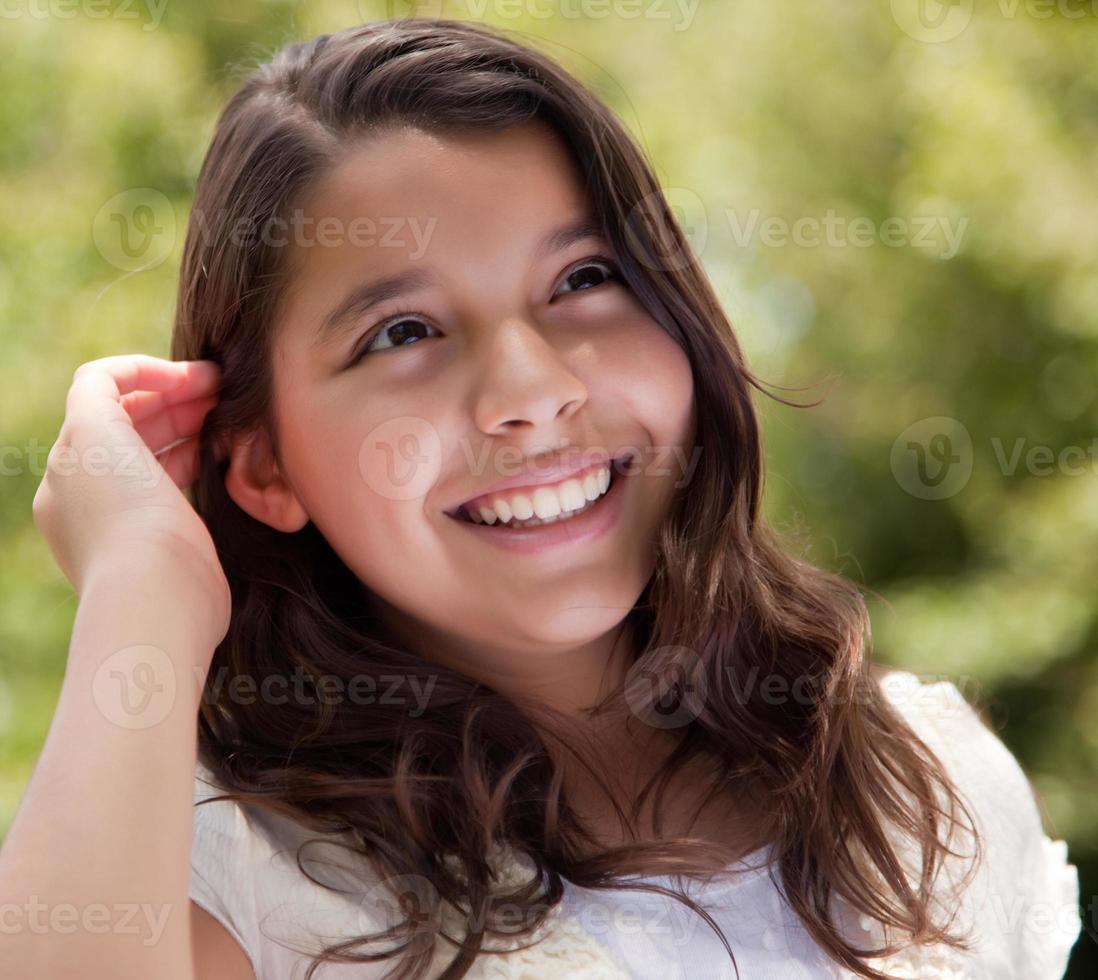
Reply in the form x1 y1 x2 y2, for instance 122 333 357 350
872 668 1082 978
190 761 262 974
190 760 405 980
873 668 1055 857
190 762 634 979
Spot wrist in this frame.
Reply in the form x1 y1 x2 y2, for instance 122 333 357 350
80 550 230 654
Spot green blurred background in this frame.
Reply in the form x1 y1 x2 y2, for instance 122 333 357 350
0 0 1094 973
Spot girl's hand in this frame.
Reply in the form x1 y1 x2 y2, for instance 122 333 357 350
32 354 232 644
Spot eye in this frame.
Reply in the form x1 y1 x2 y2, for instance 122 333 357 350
554 256 622 296
346 314 440 366
344 256 623 368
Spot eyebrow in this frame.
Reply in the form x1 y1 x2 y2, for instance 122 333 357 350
312 217 606 349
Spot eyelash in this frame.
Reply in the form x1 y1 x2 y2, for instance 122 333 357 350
344 254 624 367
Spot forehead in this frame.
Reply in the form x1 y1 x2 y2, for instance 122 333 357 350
272 120 591 344
302 120 587 246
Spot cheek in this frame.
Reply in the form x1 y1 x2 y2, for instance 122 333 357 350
277 389 445 560
296 428 451 614
599 318 695 449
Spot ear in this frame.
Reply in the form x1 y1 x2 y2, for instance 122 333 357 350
223 428 309 533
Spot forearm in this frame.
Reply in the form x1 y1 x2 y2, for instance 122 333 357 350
0 559 215 980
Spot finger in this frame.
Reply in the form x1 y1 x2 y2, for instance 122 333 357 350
119 373 222 425
67 356 221 427
78 354 220 397
131 393 219 456
121 385 218 428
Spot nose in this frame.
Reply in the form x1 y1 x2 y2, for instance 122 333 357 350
471 315 588 437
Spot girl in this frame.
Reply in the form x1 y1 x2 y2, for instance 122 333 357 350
7 17 1080 980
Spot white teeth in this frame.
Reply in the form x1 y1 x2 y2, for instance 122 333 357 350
510 494 534 520
531 487 562 520
558 478 587 512
462 464 613 526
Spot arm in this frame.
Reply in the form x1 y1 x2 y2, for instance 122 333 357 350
0 556 215 980
0 355 238 978
192 903 257 980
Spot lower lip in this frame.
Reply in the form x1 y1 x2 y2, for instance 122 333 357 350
445 457 633 555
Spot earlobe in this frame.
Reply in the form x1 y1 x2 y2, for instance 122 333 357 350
223 428 310 533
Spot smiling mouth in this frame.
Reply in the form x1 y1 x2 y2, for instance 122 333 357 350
448 452 635 529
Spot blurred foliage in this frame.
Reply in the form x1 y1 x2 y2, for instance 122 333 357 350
0 0 1094 973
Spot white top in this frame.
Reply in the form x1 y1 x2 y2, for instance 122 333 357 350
190 670 1082 979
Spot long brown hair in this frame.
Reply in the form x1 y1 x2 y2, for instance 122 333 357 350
173 18 980 979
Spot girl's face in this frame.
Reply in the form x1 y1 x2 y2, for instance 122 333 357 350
227 119 696 683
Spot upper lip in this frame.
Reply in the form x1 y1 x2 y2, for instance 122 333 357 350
445 448 628 516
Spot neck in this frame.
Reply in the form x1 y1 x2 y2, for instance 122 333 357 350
367 593 640 719
363 597 755 862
